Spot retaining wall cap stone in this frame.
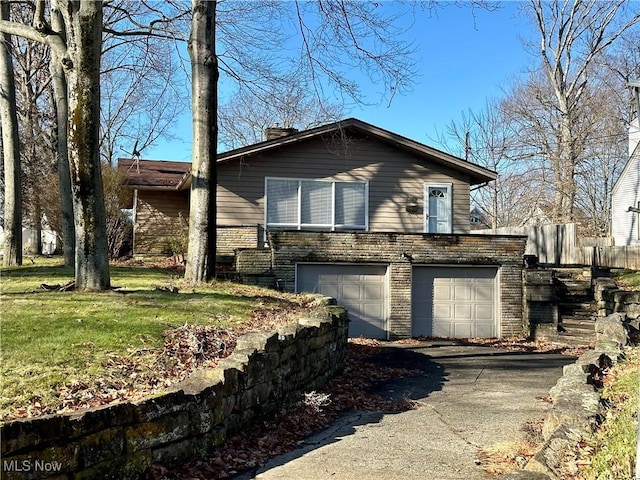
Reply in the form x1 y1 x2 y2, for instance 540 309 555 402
235 332 271 352
177 369 224 395
595 315 629 348
528 423 588 478
298 317 324 328
549 376 593 401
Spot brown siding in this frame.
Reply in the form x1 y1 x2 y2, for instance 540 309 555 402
217 135 472 234
134 190 190 255
134 191 260 256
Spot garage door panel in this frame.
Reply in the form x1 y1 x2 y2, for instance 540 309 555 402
475 285 493 301
475 304 494 320
297 264 388 339
342 287 363 301
364 284 384 300
434 284 452 301
432 322 452 338
434 304 452 319
453 323 473 338
454 285 472 301
454 304 472 320
475 322 494 337
412 266 498 338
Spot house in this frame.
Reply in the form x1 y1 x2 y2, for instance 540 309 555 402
0 225 57 257
120 118 498 254
120 118 528 340
470 206 490 229
611 118 640 246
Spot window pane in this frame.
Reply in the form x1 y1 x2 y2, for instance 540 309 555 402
336 182 365 226
267 179 298 224
301 181 332 225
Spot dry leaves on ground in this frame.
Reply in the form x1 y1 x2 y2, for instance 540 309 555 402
140 340 423 480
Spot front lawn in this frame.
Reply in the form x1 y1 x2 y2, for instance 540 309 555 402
0 258 316 421
612 269 640 290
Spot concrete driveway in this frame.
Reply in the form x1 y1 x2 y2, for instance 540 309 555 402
238 341 574 480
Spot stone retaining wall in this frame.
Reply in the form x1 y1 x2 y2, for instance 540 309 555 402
0 308 348 480
594 277 640 319
502 311 632 480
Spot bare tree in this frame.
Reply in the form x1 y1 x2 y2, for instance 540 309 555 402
10 3 56 257
438 100 550 228
0 0 21 266
219 76 344 149
0 0 110 290
517 0 640 223
100 1 188 164
184 0 217 283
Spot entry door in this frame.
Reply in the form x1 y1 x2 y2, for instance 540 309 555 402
425 184 452 233
296 264 388 339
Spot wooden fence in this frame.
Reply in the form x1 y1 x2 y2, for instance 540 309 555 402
473 223 640 270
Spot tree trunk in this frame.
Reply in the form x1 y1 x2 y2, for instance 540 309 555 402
63 0 110 290
0 0 22 267
185 0 218 283
28 196 42 255
50 5 74 267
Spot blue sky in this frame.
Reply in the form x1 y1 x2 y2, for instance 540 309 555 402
145 2 535 161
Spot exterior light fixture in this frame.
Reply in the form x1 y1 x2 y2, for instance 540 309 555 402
405 196 420 214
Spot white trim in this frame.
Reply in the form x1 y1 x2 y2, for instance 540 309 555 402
424 183 453 233
265 177 369 231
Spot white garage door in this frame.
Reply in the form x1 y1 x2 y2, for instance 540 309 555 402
296 264 388 339
412 266 498 338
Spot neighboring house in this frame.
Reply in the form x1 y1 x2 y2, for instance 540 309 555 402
0 225 57 257
611 118 640 246
120 118 529 340
470 206 490 229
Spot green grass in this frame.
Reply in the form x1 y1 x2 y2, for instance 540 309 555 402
0 257 311 420
582 347 639 480
612 270 640 290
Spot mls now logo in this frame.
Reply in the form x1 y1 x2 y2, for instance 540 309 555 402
3 459 63 473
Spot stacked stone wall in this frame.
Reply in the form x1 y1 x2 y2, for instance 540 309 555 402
0 309 348 480
594 277 640 318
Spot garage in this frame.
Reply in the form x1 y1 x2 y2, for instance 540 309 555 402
412 266 499 338
296 264 389 339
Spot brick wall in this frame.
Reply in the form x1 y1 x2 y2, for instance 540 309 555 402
216 225 262 256
0 309 348 480
257 231 528 339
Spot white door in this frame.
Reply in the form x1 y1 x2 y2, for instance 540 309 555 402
425 184 452 233
296 264 388 339
412 266 498 338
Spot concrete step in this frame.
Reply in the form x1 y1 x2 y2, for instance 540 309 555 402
555 285 593 299
555 332 595 346
559 320 596 333
558 301 598 316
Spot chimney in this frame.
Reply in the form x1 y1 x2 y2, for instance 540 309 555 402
264 126 298 141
